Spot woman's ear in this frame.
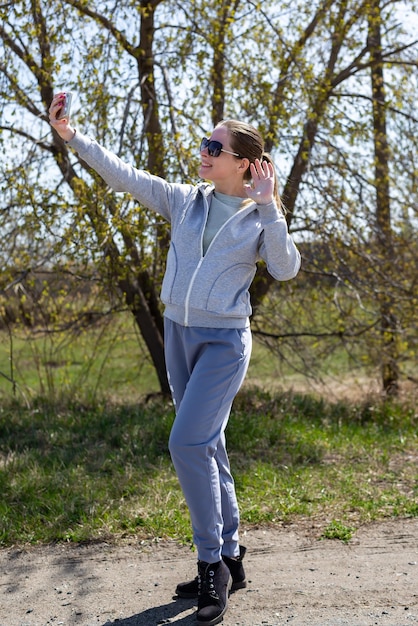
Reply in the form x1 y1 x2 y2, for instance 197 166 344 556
238 158 250 174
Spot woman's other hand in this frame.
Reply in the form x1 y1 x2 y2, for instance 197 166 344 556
243 159 274 205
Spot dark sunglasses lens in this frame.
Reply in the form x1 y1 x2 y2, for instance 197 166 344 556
209 141 222 157
200 137 222 157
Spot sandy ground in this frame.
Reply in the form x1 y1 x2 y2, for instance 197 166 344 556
1 518 417 626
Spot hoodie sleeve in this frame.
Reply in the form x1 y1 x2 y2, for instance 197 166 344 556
68 131 192 222
257 202 301 281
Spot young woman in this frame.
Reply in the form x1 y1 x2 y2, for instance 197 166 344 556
49 94 301 626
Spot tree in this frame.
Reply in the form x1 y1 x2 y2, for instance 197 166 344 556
242 0 418 394
0 0 417 397
368 0 399 394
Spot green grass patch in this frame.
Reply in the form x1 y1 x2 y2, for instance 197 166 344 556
0 388 416 547
0 320 159 403
321 520 355 542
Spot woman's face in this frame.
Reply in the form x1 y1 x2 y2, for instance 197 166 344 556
198 126 245 193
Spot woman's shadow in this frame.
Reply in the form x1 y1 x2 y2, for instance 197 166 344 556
100 596 196 625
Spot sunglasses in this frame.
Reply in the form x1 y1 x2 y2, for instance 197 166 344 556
200 137 242 158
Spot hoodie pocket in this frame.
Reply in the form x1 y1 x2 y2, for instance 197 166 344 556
161 245 178 302
204 264 255 316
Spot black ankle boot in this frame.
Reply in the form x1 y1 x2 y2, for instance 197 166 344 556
196 560 232 626
175 545 247 598
221 545 247 591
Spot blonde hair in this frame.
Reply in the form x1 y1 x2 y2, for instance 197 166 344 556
216 120 286 213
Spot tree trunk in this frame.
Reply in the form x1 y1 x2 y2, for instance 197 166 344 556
368 0 399 395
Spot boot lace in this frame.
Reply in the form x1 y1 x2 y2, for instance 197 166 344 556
198 563 219 600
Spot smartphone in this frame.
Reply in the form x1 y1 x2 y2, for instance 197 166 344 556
56 92 73 120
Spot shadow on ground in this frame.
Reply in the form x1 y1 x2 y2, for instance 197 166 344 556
102 596 196 625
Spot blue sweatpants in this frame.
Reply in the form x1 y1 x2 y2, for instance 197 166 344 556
164 318 252 564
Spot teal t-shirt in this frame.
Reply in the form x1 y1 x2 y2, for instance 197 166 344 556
203 191 245 254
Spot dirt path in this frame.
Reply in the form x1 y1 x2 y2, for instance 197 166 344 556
1 518 417 626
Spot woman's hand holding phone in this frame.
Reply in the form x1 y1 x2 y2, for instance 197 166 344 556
49 92 76 142
56 91 73 120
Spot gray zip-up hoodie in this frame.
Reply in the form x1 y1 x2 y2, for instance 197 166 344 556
69 131 301 328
